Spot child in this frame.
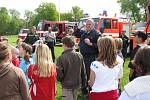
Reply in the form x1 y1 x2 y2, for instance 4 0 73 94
88 37 123 100
11 45 20 67
19 43 33 85
119 46 150 100
56 36 87 100
128 31 148 81
16 38 23 49
28 43 56 100
114 38 124 95
0 42 31 100
114 38 124 59
0 36 8 43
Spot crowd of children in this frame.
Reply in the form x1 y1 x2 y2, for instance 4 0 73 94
0 19 150 100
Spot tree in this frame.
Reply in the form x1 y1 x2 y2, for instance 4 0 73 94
60 12 74 21
72 6 84 21
24 10 35 28
34 2 58 25
60 6 84 22
117 0 149 22
9 9 20 19
0 7 10 35
8 9 23 34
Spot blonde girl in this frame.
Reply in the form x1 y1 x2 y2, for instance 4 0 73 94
28 43 56 100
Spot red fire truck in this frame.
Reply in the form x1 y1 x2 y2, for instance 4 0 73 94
78 16 133 51
18 28 29 40
37 20 78 42
79 17 131 37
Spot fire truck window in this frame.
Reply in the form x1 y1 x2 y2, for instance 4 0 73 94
112 20 118 29
78 19 87 28
104 19 111 29
52 24 57 31
93 18 99 29
37 22 42 31
58 24 62 33
44 24 50 31
100 19 104 33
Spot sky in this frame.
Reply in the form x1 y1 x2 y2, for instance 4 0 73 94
0 0 121 18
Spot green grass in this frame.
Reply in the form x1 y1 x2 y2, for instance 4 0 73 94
121 58 130 90
54 46 63 100
7 35 130 99
6 35 18 46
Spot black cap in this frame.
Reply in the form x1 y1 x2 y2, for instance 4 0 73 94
135 31 148 41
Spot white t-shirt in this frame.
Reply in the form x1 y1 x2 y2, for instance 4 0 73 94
119 91 150 100
45 31 56 42
119 75 150 100
90 56 123 92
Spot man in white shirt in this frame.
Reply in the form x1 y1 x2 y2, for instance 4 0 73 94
45 27 56 62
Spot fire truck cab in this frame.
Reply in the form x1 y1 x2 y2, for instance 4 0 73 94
78 17 99 30
99 17 134 52
79 16 132 52
98 17 119 38
37 20 78 42
79 17 131 38
37 20 65 40
18 28 29 40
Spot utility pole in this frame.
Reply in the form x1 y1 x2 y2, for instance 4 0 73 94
58 0 60 21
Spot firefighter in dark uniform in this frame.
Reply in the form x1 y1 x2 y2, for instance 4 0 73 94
119 30 129 59
24 26 39 45
74 18 101 99
24 26 39 52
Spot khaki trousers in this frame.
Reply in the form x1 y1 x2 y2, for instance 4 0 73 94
62 88 78 100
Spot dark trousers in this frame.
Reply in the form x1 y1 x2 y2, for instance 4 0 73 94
122 48 127 59
46 42 55 62
82 54 97 100
83 54 97 80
